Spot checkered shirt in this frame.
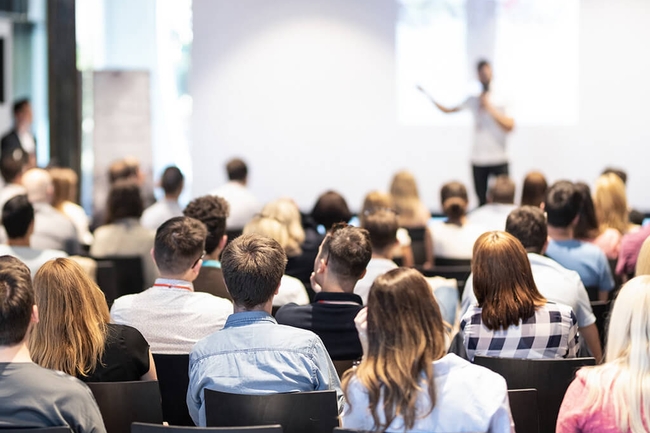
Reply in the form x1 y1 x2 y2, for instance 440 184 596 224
460 301 579 361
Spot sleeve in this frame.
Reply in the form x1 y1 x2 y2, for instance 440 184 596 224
598 253 615 291
556 376 588 433
186 352 203 426
572 275 596 328
340 376 373 431
65 381 108 433
488 384 515 433
396 228 411 247
120 325 150 377
460 274 476 319
311 336 345 415
566 310 579 358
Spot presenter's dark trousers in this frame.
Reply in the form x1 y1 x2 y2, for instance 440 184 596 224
472 162 509 206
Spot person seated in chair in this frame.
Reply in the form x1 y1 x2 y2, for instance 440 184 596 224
467 175 517 231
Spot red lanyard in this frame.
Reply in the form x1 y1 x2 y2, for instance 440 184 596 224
153 283 193 291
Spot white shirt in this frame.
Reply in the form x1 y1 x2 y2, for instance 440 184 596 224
18 130 36 154
466 203 517 232
462 93 511 166
140 198 183 231
210 181 261 230
430 220 487 260
0 183 26 211
461 253 596 328
354 258 398 305
110 278 233 354
0 245 67 276
61 201 94 245
273 275 310 307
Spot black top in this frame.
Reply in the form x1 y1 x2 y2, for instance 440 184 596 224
81 323 150 383
275 292 363 361
194 266 232 301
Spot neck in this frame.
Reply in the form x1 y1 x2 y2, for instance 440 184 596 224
8 237 29 247
158 272 195 283
371 249 393 260
446 215 466 226
233 299 273 315
206 248 222 261
164 194 179 202
0 341 32 363
548 226 574 241
320 274 355 294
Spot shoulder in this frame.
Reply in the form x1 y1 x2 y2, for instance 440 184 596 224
19 363 96 398
191 291 234 310
460 306 482 330
541 301 576 321
275 303 311 323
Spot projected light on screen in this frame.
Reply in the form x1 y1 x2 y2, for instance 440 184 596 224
397 0 579 126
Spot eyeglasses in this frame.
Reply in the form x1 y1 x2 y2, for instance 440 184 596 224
192 251 206 269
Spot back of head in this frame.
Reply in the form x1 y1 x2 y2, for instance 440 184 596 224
221 233 287 309
106 179 143 224
261 199 305 257
544 181 583 228
319 223 372 283
161 166 184 196
602 167 627 185
361 209 398 253
0 255 33 346
49 167 78 209
154 216 207 275
594 173 628 234
488 176 516 204
573 182 600 239
226 158 248 182
184 195 230 255
472 231 544 330
29 258 109 376
311 190 352 231
520 171 547 207
360 191 394 226
108 159 139 184
22 168 53 204
390 170 422 219
0 152 26 184
13 99 30 117
440 181 468 220
505 206 547 254
2 195 34 239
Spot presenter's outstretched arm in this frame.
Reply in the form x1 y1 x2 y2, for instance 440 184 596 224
480 93 515 132
416 85 462 114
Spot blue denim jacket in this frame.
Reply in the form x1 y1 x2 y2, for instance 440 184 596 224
186 311 344 426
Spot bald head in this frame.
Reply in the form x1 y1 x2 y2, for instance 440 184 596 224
22 168 53 204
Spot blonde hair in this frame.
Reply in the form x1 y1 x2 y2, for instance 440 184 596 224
260 199 305 257
578 276 650 432
243 215 291 254
594 173 629 234
29 258 109 377
48 167 79 210
360 191 394 226
389 171 426 225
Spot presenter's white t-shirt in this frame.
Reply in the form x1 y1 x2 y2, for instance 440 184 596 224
462 93 511 166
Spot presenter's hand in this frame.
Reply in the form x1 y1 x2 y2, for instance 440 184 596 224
479 92 491 109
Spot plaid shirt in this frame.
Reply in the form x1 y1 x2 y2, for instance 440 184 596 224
460 301 579 361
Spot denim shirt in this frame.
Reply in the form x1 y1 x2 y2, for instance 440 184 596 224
186 311 344 426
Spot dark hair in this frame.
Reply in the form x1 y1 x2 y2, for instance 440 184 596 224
472 231 545 330
2 195 34 239
226 158 248 182
602 167 627 185
477 59 490 72
184 195 230 255
311 191 352 230
521 172 547 207
154 216 207 275
108 160 139 184
13 99 30 116
105 179 144 224
161 166 184 196
319 223 372 282
440 181 468 220
362 210 398 252
545 181 583 228
573 182 600 239
488 176 515 204
0 255 34 346
0 152 26 183
221 234 287 309
505 206 547 254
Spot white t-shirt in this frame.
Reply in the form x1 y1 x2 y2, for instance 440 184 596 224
462 93 511 166
430 221 487 260
354 258 399 305
272 274 310 307
466 203 517 232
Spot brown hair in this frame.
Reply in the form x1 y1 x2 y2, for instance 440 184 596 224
154 216 207 275
49 167 79 210
488 176 516 204
184 195 230 255
0 256 33 346
520 171 547 207
226 158 248 181
472 231 546 330
106 179 143 224
440 181 468 220
311 191 352 230
343 268 446 432
361 209 398 252
319 223 372 282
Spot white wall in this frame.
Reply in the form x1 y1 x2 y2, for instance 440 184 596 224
191 0 650 213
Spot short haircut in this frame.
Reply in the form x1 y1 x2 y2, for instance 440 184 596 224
108 159 139 184
161 166 184 195
154 216 207 275
221 234 287 309
311 191 352 230
183 195 230 255
545 181 583 228
0 255 34 346
602 167 627 185
477 59 490 72
2 195 34 239
0 152 26 183
362 210 398 251
520 171 547 207
505 206 547 254
440 181 468 219
573 182 599 239
226 158 248 182
13 99 30 115
488 176 516 204
106 179 143 224
319 223 372 282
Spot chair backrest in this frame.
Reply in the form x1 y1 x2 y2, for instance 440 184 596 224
86 380 163 433
585 286 599 302
0 428 72 433
152 354 193 426
204 390 338 433
508 389 539 433
473 356 596 433
93 256 144 305
590 300 611 349
333 429 367 433
434 258 471 267
405 227 427 266
131 422 283 433
332 360 355 380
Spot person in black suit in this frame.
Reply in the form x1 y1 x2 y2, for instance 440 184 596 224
1 99 36 168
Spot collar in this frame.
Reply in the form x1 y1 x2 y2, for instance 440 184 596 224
224 311 276 328
202 260 221 269
153 277 194 291
314 291 363 305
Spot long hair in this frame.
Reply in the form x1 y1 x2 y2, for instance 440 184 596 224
49 167 78 210
579 276 650 432
472 231 546 330
261 199 305 257
594 173 629 235
440 181 468 221
390 171 425 224
342 268 447 433
574 182 601 240
520 171 547 207
29 258 110 377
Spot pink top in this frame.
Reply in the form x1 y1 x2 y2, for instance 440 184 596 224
617 224 650 275
583 228 622 260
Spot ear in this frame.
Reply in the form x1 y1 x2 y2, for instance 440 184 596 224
31 305 39 324
540 202 546 211
150 248 157 267
541 239 549 255
316 258 327 275
218 235 228 251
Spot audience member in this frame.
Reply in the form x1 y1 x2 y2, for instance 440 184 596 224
574 182 621 260
22 168 80 255
210 158 261 230
0 151 27 210
462 206 602 361
311 190 353 232
0 195 67 275
49 167 93 246
29 258 156 382
276 223 371 360
0 255 106 432
544 181 615 301
183 195 231 300
110 217 233 354
557 276 650 433
243 215 309 306
186 234 343 426
520 171 547 207
342 267 514 433
616 224 650 278
459 231 579 361
1 99 36 168
467 175 517 231
141 165 184 231
602 166 645 225
90 179 158 288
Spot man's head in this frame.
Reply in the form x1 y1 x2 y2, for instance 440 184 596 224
13 99 32 128
161 166 184 198
506 206 548 254
226 158 248 183
2 195 34 240
221 234 287 310
153 216 207 278
0 152 26 184
477 59 492 90
22 168 53 204
488 176 515 204
183 195 230 256
362 209 399 257
0 255 36 347
544 181 583 229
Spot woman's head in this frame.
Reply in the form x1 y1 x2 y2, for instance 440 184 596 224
243 215 290 255
574 182 600 240
440 181 468 220
472 231 545 330
360 191 393 226
261 199 305 257
311 191 352 231
594 173 629 234
520 171 547 207
29 258 109 377
390 171 424 221
106 179 143 224
49 167 79 209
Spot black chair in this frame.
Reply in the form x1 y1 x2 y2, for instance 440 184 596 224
585 285 599 302
224 229 244 248
204 389 338 433
434 258 471 267
132 422 283 433
152 354 194 426
590 300 611 349
332 360 355 379
508 389 539 433
473 356 596 433
405 227 428 266
86 380 163 433
333 429 367 433
93 256 144 306
0 429 72 433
